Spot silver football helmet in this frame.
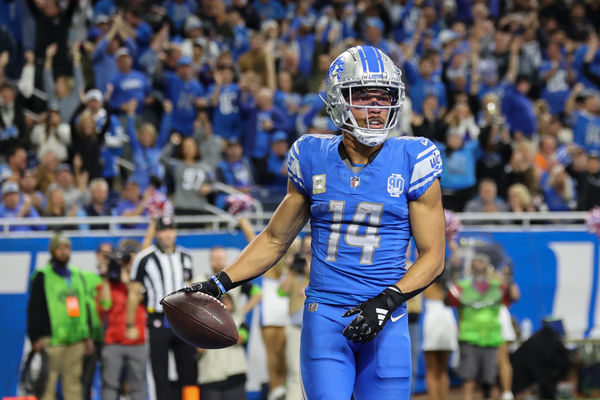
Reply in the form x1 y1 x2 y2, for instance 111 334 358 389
323 46 405 146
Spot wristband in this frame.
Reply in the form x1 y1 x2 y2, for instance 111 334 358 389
211 275 226 295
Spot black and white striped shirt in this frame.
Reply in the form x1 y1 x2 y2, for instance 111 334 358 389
131 245 193 313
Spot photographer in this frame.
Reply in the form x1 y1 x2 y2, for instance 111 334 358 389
97 240 147 400
477 93 513 198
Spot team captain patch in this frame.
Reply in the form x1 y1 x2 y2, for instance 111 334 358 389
313 174 326 194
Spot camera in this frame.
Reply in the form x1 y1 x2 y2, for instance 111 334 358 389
290 254 307 275
106 252 132 283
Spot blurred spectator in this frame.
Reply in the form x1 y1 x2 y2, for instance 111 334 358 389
165 0 198 36
97 240 147 400
26 232 93 400
194 110 223 170
48 163 86 210
31 101 71 162
506 183 537 213
262 130 289 193
75 89 127 185
125 99 172 190
566 150 600 210
215 138 255 208
506 140 542 203
464 178 509 213
411 94 446 143
541 164 577 211
72 112 104 180
403 49 448 115
437 131 481 211
0 83 29 157
0 181 42 231
81 178 114 229
106 48 152 116
43 42 84 123
162 56 206 137
91 14 138 91
444 101 480 142
238 32 271 87
34 150 60 194
160 133 214 216
497 266 520 400
43 186 79 231
208 58 242 141
0 146 27 184
476 93 513 196
25 0 77 76
539 40 573 116
240 87 289 163
567 84 600 156
116 178 151 230
533 135 558 173
447 253 504 400
19 169 45 214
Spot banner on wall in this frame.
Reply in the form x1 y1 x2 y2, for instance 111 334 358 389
0 229 599 396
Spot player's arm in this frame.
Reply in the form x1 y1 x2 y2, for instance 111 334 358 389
396 179 445 293
175 180 310 297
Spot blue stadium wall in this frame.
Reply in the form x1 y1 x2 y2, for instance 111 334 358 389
1 229 599 396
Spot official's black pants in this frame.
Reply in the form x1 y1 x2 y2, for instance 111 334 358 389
148 314 198 400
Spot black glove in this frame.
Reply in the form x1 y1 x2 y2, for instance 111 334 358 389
177 278 222 298
342 287 405 344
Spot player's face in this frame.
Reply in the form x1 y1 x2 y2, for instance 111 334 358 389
348 88 391 130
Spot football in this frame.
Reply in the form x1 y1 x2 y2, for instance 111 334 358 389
161 291 238 349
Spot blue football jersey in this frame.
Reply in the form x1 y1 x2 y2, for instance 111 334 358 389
287 134 442 306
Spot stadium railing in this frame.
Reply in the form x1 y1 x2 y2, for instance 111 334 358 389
0 211 591 237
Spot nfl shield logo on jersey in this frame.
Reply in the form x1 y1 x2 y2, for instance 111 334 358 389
313 174 326 194
350 176 360 188
387 173 404 197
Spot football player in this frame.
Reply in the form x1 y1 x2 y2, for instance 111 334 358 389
174 46 445 399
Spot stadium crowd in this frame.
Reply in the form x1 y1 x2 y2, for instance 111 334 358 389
0 0 599 230
2 0 597 398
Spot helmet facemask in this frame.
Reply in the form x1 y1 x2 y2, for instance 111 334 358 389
326 79 405 147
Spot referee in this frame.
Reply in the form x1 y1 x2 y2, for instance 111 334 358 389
131 216 197 400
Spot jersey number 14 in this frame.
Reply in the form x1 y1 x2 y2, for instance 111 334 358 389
326 200 383 265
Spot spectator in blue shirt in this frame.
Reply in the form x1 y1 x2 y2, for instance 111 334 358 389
208 60 242 141
437 131 481 211
403 52 448 115
165 0 198 35
540 41 573 116
0 181 42 231
540 164 576 211
239 86 289 161
215 138 255 209
124 99 172 190
116 178 150 230
107 48 151 115
91 15 138 92
274 71 302 129
568 85 600 155
263 130 289 193
164 56 206 136
254 0 286 20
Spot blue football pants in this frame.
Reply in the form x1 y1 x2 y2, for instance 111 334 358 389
299 302 411 400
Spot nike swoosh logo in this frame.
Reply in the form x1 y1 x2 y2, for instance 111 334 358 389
390 312 406 323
